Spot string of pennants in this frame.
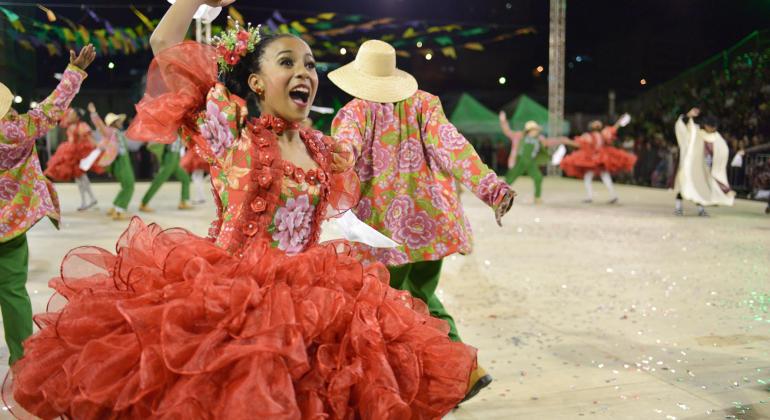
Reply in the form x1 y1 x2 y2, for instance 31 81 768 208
0 5 536 59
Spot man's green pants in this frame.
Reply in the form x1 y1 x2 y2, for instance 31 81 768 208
0 234 32 365
388 259 461 342
505 158 543 198
110 153 135 210
141 150 190 205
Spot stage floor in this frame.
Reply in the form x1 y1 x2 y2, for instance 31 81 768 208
2 177 768 419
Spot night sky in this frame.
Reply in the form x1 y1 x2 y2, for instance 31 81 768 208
6 0 770 113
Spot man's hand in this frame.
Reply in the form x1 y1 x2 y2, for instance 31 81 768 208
70 45 96 71
495 190 516 227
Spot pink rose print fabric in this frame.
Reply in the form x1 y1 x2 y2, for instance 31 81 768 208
0 64 86 242
332 90 510 265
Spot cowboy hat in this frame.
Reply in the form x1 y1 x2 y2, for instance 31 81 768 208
0 82 13 119
328 40 418 103
524 120 541 133
105 112 127 127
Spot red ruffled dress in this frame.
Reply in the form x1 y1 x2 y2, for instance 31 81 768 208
44 119 103 180
9 41 476 420
180 145 209 173
560 126 637 178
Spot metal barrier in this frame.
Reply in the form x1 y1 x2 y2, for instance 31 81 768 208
730 153 770 197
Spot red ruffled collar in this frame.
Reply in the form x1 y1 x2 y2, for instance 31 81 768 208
258 114 300 135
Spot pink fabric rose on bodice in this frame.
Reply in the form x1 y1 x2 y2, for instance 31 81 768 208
272 194 315 254
199 101 234 158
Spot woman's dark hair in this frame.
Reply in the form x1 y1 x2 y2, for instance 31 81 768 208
221 32 298 117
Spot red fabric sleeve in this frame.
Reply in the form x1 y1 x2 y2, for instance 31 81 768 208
127 41 218 144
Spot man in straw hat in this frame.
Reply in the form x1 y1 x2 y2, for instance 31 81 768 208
88 102 135 220
499 114 569 203
330 39 515 403
0 45 95 364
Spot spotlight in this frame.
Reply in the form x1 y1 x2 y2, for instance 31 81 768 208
425 53 433 61
340 47 347 55
640 78 647 86
498 77 507 85
416 41 423 48
108 62 115 70
536 65 544 73
30 101 39 108
13 96 22 104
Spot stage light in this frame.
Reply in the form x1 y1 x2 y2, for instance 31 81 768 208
340 47 347 55
576 55 583 63
30 101 39 108
499 77 507 85
425 53 433 61
416 41 423 48
536 65 544 73
13 96 22 104
108 62 115 70
640 78 647 86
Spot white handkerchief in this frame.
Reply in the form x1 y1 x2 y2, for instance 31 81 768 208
334 211 399 248
551 144 567 166
730 153 743 167
79 149 102 172
167 1 222 22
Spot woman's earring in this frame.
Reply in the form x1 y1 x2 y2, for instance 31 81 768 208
254 86 264 98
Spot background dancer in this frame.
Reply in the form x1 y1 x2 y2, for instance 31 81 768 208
499 112 567 203
560 116 636 204
139 136 192 212
88 103 134 220
0 45 94 365
673 108 735 216
331 39 515 403
44 107 101 211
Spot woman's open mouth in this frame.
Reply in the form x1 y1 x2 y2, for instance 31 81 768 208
289 86 310 107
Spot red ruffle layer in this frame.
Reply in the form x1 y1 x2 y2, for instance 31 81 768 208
180 149 209 174
560 146 637 178
44 141 101 181
9 217 475 420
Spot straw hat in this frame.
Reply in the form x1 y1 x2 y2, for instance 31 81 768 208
105 113 127 127
524 120 541 133
0 82 13 119
328 40 418 103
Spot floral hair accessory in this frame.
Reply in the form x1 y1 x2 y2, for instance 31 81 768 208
212 17 262 73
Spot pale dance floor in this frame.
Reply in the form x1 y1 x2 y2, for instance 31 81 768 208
2 177 768 419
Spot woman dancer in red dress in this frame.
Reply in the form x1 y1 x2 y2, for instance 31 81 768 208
8 1 477 418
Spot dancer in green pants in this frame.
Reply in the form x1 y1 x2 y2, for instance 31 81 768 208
500 113 566 204
140 137 192 212
89 103 134 220
0 45 94 364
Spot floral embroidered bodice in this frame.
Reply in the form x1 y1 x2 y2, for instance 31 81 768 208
182 84 357 257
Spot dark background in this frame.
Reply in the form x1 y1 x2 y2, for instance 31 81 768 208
3 0 770 114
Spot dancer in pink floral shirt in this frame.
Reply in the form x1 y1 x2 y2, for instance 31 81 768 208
0 45 95 365
330 40 515 403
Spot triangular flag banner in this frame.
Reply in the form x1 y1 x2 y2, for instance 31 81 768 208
464 42 484 51
403 27 416 38
37 4 57 22
290 21 307 33
441 46 457 59
318 13 335 20
130 6 155 30
228 6 244 25
0 7 26 32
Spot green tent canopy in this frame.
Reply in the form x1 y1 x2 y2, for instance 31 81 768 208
504 94 570 136
449 93 507 143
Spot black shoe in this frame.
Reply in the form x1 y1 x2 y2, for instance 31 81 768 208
459 367 494 405
765 206 770 215
698 209 710 217
582 199 593 204
674 209 684 216
607 197 619 205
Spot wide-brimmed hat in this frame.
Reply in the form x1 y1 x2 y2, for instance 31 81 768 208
0 82 12 119
524 120 541 133
105 112 127 127
328 40 418 103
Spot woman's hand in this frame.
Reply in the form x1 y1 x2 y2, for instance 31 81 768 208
495 190 516 227
70 45 96 71
87 102 96 114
